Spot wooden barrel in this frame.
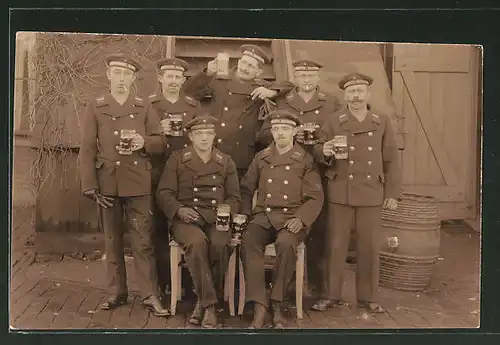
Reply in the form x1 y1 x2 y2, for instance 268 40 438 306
379 193 441 291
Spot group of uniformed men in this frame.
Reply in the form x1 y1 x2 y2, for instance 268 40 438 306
79 43 401 329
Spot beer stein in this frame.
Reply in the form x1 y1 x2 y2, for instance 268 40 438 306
216 52 230 78
333 135 348 159
169 114 184 137
216 204 231 232
232 213 248 240
118 129 136 155
303 122 318 145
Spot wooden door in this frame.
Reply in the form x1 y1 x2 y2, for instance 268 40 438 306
392 44 481 220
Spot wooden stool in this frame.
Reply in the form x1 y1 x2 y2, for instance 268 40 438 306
169 240 237 316
238 241 306 319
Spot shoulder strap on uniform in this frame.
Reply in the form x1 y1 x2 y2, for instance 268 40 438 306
338 113 348 124
149 93 161 103
184 95 200 107
214 150 225 165
181 150 193 163
371 113 381 124
260 147 272 160
291 147 305 162
95 96 108 108
134 96 145 107
213 148 230 176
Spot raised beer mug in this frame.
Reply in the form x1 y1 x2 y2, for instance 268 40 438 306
216 204 231 232
216 52 230 78
118 129 136 155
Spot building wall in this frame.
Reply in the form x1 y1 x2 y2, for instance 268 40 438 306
12 142 37 207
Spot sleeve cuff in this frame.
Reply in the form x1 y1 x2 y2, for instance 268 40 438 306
166 202 184 221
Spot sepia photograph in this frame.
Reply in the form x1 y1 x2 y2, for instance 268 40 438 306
10 32 482 330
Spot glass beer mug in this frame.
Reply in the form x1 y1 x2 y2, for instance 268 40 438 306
118 129 136 155
232 213 248 240
169 114 184 137
303 122 318 145
333 135 348 159
216 204 231 232
216 52 230 78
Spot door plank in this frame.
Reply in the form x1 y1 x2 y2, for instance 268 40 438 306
411 73 432 185
394 44 471 73
465 48 481 220
400 71 459 186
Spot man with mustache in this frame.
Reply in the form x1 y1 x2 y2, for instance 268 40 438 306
156 115 241 328
183 44 293 178
148 58 202 306
258 59 342 299
311 72 401 313
240 110 324 328
79 53 169 317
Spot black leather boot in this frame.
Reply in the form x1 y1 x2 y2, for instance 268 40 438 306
272 300 286 329
201 304 217 329
189 300 203 325
142 295 170 317
100 294 128 310
248 302 267 329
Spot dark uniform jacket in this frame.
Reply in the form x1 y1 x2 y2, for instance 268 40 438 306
258 87 342 155
156 146 241 225
79 94 165 197
314 109 402 206
148 91 202 185
183 70 293 170
240 144 324 231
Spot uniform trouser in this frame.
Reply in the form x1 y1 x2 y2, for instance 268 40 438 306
100 194 157 299
170 222 232 308
307 200 328 297
241 223 307 308
151 195 170 296
307 177 329 297
326 203 381 302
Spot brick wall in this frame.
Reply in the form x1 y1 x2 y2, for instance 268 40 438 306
12 140 37 206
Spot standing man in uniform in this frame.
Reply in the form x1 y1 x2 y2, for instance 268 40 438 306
258 59 341 298
311 73 401 313
183 44 293 177
79 53 170 317
156 115 241 328
148 57 202 302
258 59 341 149
240 110 324 328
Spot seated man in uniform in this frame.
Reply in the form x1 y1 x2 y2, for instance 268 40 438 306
240 110 324 329
258 59 342 300
156 115 241 328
